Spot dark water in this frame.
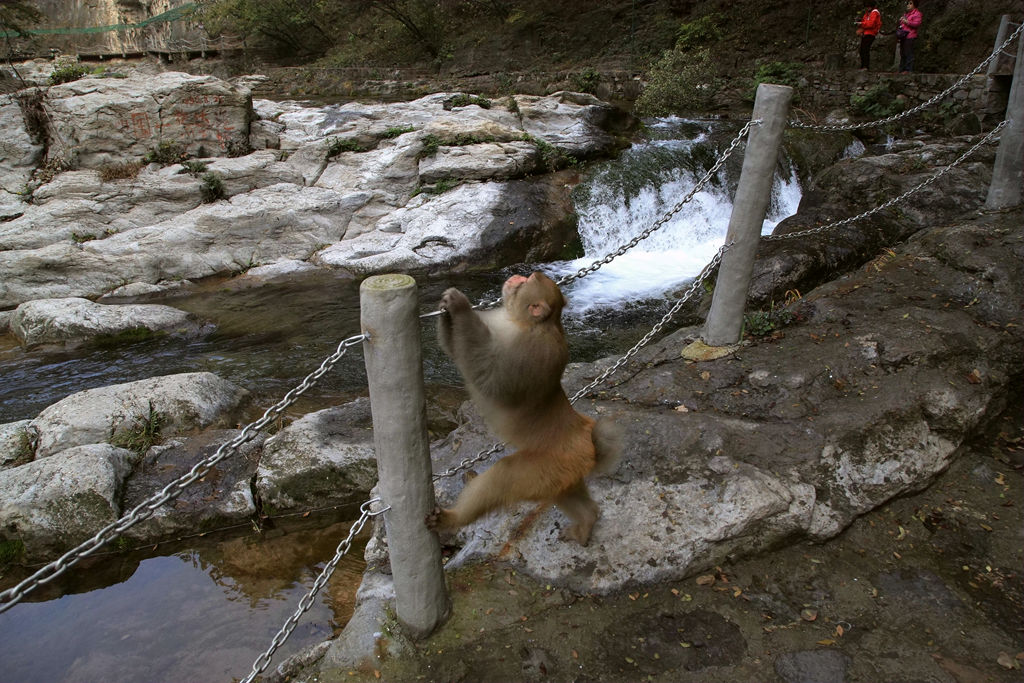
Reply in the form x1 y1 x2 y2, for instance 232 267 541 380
0 516 366 683
0 269 683 424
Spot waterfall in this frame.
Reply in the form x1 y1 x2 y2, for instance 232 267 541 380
551 117 801 315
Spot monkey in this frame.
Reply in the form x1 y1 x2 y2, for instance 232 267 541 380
428 271 622 545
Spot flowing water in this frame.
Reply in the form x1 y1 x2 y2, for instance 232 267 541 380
0 116 800 683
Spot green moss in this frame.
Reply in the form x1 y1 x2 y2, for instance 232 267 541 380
0 539 25 566
382 125 415 139
92 327 159 347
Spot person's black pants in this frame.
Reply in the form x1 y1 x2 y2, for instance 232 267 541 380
899 36 916 72
859 34 875 69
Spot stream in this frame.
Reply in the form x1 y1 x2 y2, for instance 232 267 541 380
0 116 800 683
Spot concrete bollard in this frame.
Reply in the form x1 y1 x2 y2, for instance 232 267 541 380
703 83 793 347
986 23 1024 210
360 274 449 638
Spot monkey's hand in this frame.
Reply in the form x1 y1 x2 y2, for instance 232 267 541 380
425 506 457 532
440 287 471 315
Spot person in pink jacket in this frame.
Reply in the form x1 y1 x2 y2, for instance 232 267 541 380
898 0 923 73
856 2 883 70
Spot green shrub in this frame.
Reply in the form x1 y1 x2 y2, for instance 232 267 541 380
675 15 721 51
382 126 415 139
446 94 491 109
635 48 721 116
850 80 905 118
571 68 601 94
420 134 442 158
144 141 187 165
48 64 92 85
327 137 365 156
180 160 209 175
750 61 803 92
200 172 226 203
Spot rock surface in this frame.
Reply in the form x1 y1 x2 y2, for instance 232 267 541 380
0 444 137 560
9 297 205 348
29 371 249 458
0 76 628 310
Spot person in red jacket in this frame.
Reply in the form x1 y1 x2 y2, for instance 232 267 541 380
856 2 883 70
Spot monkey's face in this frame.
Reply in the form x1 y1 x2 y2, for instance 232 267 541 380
503 272 565 324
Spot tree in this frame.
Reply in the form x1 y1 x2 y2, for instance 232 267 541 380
197 0 341 57
1 0 43 63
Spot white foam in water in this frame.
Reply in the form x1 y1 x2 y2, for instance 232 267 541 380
551 124 801 314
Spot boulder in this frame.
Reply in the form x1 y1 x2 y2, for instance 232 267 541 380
121 429 262 542
9 297 205 348
30 372 249 458
255 399 378 513
43 72 252 168
0 443 136 561
417 141 539 184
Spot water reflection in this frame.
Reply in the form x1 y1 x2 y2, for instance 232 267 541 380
0 518 366 683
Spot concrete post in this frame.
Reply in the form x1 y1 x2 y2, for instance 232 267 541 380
360 274 449 638
986 24 1024 209
703 83 793 346
986 16 1012 78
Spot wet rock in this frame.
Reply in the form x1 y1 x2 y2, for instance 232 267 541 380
29 371 249 458
0 443 136 560
9 297 206 348
255 399 378 513
121 429 263 542
775 650 851 683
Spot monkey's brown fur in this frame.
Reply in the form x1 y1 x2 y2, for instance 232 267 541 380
429 272 622 545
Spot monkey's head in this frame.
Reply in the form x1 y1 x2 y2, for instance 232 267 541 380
502 272 565 325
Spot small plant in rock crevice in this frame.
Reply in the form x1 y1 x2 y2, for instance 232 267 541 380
200 171 226 203
144 141 188 165
109 402 164 455
743 302 796 339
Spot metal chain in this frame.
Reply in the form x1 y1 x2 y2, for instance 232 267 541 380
0 332 369 615
763 120 1008 242
789 21 1024 132
569 243 730 403
241 497 389 683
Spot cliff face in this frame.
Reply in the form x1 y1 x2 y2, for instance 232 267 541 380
18 0 203 57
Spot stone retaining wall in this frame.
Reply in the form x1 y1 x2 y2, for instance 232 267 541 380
254 66 1007 121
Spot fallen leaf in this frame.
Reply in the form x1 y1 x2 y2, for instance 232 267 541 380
572 650 579 660
374 671 381 679
997 652 1016 669
674 404 689 412
732 587 743 598
696 574 715 586
801 608 818 622
835 625 845 637
966 369 982 384
816 639 836 646
671 588 680 596
700 371 711 381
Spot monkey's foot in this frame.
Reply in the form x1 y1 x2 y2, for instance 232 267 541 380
561 520 595 546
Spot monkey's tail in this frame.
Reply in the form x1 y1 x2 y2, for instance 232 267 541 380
591 418 623 475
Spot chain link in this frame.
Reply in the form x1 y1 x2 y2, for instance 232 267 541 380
241 497 389 683
789 21 1024 132
0 332 369 615
764 120 1008 242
